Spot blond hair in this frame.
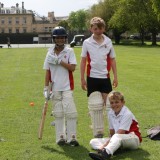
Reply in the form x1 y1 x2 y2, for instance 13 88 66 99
90 17 105 28
108 91 125 102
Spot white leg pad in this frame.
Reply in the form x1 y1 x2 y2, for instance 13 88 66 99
55 117 65 143
62 90 78 142
90 109 104 137
66 117 77 142
88 91 104 137
106 96 111 111
52 101 66 142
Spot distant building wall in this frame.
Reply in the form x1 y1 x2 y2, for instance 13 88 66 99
0 2 68 43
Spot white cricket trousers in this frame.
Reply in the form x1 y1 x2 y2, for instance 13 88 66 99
90 133 140 155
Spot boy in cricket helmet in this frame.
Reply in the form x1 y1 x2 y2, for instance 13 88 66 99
43 26 79 146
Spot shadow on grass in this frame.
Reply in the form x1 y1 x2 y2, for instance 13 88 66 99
42 144 150 160
42 144 90 160
112 148 150 160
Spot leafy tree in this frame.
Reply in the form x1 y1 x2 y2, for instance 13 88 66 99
108 0 131 44
68 10 88 34
143 0 160 45
125 0 160 45
58 20 69 30
152 0 160 20
74 0 160 45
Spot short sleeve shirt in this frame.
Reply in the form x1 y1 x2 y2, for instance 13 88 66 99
43 45 77 91
81 34 116 78
108 106 142 142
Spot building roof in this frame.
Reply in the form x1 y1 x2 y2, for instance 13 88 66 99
0 2 33 14
55 16 68 21
0 2 68 22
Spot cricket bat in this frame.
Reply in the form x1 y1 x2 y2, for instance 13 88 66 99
38 81 53 140
38 100 48 139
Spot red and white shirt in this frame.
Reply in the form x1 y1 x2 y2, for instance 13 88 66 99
81 34 116 78
108 106 142 142
43 45 77 91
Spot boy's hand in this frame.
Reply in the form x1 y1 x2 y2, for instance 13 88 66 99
112 78 118 88
43 86 49 99
81 79 87 91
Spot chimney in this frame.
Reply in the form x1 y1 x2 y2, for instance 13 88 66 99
16 3 19 8
22 2 24 9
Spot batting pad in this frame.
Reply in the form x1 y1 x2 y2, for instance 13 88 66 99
106 96 111 111
88 91 104 136
55 117 66 143
66 117 77 142
63 96 78 142
52 101 64 118
52 101 66 142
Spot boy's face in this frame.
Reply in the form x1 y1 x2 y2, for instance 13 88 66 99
54 36 66 45
109 98 125 115
90 24 105 36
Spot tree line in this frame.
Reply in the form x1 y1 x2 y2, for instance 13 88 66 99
58 0 160 45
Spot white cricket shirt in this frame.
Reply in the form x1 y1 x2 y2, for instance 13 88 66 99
43 45 77 91
108 106 142 142
81 34 116 78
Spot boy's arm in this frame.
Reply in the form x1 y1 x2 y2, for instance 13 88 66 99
116 129 126 134
60 61 76 72
44 70 50 86
111 58 118 88
80 57 87 90
60 49 77 72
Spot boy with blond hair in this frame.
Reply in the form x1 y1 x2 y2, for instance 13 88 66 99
89 91 142 160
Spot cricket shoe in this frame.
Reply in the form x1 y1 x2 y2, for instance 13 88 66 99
89 149 111 160
69 139 79 147
57 135 66 146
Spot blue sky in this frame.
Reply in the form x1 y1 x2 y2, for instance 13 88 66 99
0 0 98 17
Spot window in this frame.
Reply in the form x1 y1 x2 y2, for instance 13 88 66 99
1 18 5 24
22 9 26 14
9 28 12 33
22 17 27 24
33 28 36 32
49 27 52 32
6 10 10 14
16 9 20 14
8 17 12 25
1 28 5 33
1 10 5 14
15 17 19 24
23 28 27 33
16 28 19 33
45 27 48 32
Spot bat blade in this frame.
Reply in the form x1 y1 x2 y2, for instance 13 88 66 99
38 101 48 140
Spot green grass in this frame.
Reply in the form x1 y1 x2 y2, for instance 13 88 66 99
0 46 160 160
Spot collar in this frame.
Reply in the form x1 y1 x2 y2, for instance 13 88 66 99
110 106 126 117
90 34 111 46
49 44 68 54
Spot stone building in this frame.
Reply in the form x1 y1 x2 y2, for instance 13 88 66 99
0 2 68 43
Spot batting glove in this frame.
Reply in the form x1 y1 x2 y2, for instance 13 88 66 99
47 54 61 65
43 86 49 99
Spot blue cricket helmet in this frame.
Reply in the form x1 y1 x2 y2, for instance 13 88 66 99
52 26 67 38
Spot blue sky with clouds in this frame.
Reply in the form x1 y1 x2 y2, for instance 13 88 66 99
0 0 98 16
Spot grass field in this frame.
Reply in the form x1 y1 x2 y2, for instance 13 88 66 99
0 45 160 160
